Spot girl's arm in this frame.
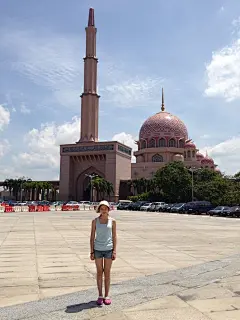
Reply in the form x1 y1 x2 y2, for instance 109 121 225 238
90 219 96 253
112 220 117 253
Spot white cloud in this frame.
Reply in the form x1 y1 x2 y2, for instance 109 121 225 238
0 26 163 109
1 29 83 92
112 132 137 162
205 18 240 101
0 139 10 158
12 117 80 179
201 136 240 175
101 76 164 108
20 103 31 114
200 134 210 139
0 105 10 130
219 6 225 13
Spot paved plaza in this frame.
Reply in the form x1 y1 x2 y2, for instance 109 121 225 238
0 210 239 319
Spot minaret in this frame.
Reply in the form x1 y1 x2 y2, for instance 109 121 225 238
161 88 165 112
79 8 99 142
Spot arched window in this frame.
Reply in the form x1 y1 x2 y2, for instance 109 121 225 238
148 138 156 148
158 138 166 147
152 154 163 162
187 150 191 158
192 150 195 158
169 138 176 147
184 151 186 158
141 140 146 149
179 139 184 148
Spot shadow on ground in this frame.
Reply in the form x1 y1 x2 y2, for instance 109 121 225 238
65 300 101 313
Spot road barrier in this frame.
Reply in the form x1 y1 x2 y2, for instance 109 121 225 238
13 206 22 212
0 204 114 213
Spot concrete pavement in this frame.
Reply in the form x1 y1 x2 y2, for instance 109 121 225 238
0 210 239 319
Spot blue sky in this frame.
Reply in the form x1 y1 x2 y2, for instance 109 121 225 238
0 0 240 180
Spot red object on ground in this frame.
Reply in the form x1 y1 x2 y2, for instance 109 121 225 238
43 205 50 211
37 205 44 212
5 206 14 212
28 205 36 212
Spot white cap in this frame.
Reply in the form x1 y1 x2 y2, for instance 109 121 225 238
96 200 110 213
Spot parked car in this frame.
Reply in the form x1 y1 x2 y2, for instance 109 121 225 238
170 203 186 213
129 201 148 211
160 203 169 212
140 203 152 211
208 206 230 216
148 202 160 211
154 202 166 212
117 200 132 210
165 204 176 212
185 201 214 215
227 206 240 217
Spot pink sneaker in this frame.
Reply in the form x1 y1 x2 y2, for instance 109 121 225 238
96 297 103 305
104 297 112 305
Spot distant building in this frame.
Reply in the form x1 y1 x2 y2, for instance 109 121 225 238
59 8 218 202
132 88 218 178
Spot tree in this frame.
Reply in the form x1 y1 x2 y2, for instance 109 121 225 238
154 161 192 203
89 177 114 201
234 171 240 178
194 178 230 206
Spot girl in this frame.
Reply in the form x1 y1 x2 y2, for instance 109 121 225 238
90 200 117 305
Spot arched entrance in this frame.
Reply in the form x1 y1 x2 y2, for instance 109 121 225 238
75 166 105 201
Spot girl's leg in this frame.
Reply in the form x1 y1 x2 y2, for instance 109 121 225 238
103 258 113 298
95 258 104 297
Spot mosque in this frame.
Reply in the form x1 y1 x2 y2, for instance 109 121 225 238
59 8 218 202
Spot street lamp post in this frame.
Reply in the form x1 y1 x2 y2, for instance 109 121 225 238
191 168 194 202
85 174 97 202
189 167 200 202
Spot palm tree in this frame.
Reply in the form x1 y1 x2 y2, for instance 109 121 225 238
105 181 114 200
89 177 114 201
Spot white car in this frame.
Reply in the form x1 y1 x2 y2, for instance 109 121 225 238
140 203 152 211
79 201 91 205
66 201 80 206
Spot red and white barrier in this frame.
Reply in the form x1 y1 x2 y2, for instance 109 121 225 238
0 203 100 213
14 206 22 212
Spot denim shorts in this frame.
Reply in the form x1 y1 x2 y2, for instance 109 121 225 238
94 250 113 259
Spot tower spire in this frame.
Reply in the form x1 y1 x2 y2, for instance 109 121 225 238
79 8 99 142
88 7 95 26
161 87 165 111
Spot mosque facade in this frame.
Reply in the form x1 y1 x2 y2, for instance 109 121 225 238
59 8 218 202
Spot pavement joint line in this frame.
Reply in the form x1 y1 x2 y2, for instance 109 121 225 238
0 253 239 320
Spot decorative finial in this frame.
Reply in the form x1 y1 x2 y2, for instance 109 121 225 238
161 87 165 111
88 8 95 26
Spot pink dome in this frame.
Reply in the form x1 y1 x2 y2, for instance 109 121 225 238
173 154 184 162
201 155 214 165
185 141 196 149
215 167 221 173
139 111 188 140
196 152 204 160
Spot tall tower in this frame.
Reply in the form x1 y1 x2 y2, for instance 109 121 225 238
80 8 99 142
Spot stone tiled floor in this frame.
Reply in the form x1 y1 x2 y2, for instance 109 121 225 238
0 210 239 319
